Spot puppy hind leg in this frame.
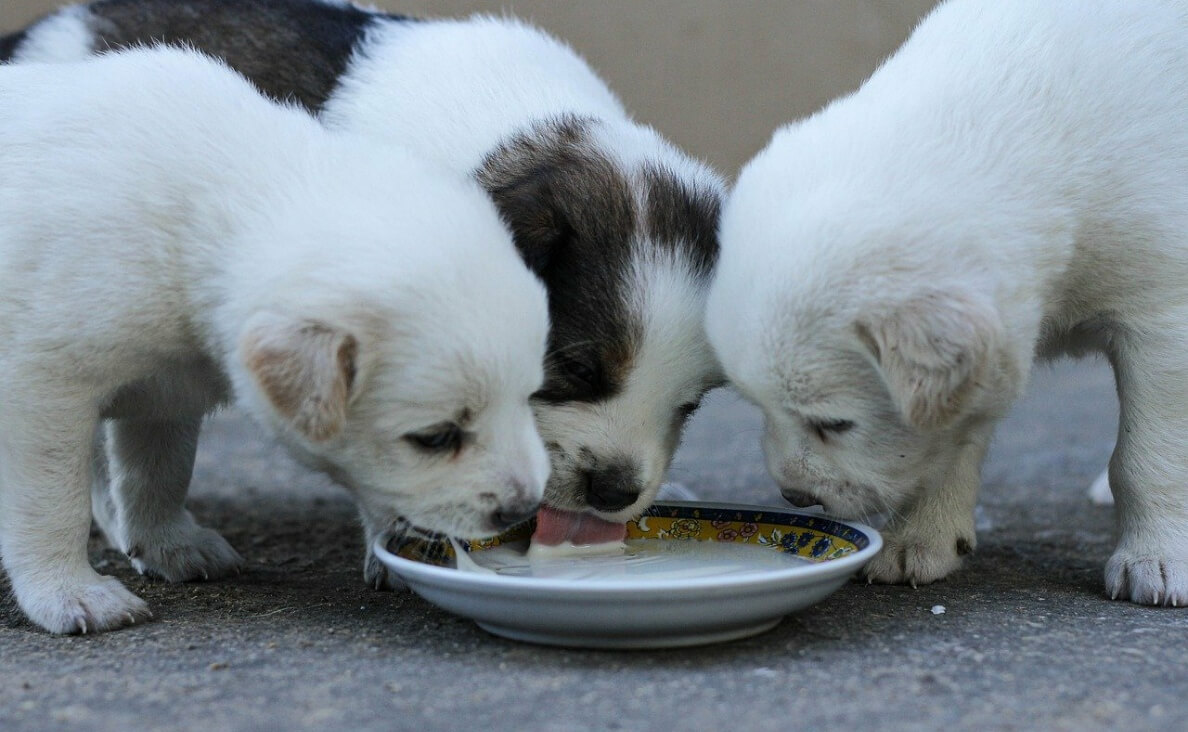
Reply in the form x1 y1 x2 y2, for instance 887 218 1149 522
863 427 990 586
89 427 120 546
0 397 150 634
105 416 243 582
1104 340 1188 606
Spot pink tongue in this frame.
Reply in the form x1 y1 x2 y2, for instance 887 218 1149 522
532 505 627 546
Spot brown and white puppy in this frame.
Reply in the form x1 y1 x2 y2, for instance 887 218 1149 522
3 0 727 586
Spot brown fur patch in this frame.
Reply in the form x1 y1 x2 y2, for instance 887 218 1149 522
640 164 720 277
0 28 27 61
242 318 357 442
83 0 412 112
479 116 641 404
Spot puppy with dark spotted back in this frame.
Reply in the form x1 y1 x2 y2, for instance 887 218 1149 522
4 0 726 587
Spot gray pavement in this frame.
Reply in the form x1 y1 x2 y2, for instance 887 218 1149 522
3 358 1186 731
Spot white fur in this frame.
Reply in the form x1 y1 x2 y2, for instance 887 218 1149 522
708 0 1188 605
326 17 725 557
12 9 726 587
323 16 628 173
0 47 549 633
1089 469 1116 505
535 247 720 522
6 4 92 62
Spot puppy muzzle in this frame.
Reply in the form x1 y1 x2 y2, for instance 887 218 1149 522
781 489 823 509
491 499 539 530
581 463 641 512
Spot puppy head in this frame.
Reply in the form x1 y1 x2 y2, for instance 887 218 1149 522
233 154 551 538
708 139 1022 519
724 290 1016 518
478 116 725 521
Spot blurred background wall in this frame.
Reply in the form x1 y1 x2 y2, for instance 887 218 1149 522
2 0 939 174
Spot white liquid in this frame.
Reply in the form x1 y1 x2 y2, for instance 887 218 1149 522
454 539 811 581
449 537 495 575
525 539 627 561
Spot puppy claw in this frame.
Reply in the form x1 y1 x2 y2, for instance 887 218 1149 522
123 519 243 584
1105 549 1188 606
15 573 152 635
363 555 408 592
863 531 970 587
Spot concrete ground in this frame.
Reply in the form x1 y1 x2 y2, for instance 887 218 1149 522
3 358 1186 730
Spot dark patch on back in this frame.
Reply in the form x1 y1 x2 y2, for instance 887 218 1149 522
83 0 414 111
0 29 28 61
641 165 721 277
477 116 642 405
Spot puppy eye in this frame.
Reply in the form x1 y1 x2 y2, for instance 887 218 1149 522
809 419 856 441
534 355 605 403
561 358 598 388
406 423 463 453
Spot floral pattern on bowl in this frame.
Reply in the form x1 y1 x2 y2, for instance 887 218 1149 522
392 502 871 567
628 505 868 560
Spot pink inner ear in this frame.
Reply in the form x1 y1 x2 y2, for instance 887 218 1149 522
242 317 357 442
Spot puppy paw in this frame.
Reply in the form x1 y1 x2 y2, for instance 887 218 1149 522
125 515 243 583
863 531 973 586
1105 549 1188 606
1087 469 1114 506
17 573 151 635
363 547 407 592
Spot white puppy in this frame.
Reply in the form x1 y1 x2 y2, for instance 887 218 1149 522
0 47 549 633
708 0 1188 605
4 2 726 588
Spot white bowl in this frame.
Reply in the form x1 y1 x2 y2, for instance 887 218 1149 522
373 501 882 649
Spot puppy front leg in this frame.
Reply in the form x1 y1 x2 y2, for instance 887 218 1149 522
1105 341 1188 606
863 428 989 586
0 398 150 634
359 507 407 591
105 416 243 582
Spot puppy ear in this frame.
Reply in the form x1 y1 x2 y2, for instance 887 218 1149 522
483 168 572 275
240 313 358 442
856 291 1002 430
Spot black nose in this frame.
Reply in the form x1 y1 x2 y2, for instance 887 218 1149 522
583 464 640 512
782 489 821 508
492 500 538 530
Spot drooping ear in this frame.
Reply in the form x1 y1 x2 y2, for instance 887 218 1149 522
239 313 358 442
855 291 1003 430
483 167 573 276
